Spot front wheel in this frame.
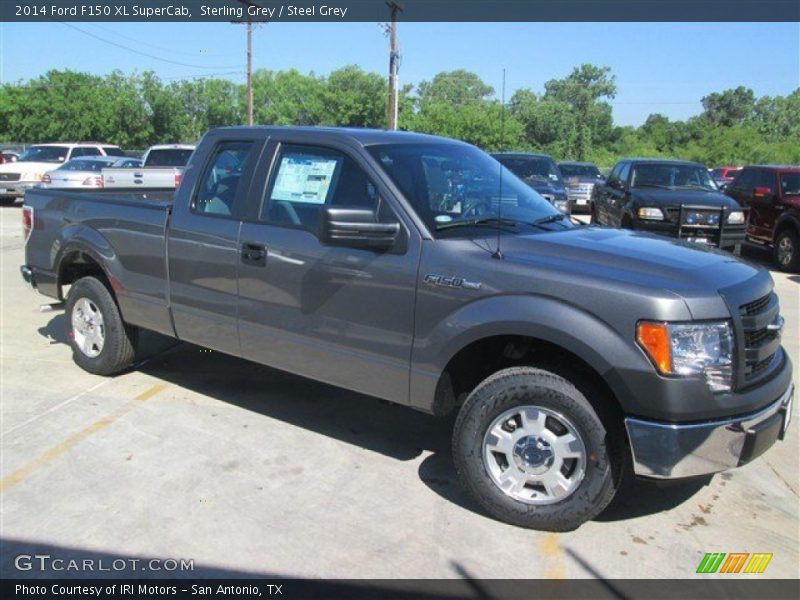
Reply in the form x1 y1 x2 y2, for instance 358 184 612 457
66 276 138 375
774 229 800 272
452 367 623 531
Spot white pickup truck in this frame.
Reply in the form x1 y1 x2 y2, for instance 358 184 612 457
102 144 195 189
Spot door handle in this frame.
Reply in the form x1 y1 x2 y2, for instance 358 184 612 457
241 242 266 267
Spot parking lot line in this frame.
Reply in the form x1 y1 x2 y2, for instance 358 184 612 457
0 383 167 494
1 379 112 437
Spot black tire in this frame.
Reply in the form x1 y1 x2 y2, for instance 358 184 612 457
452 367 623 531
65 276 138 375
774 228 800 273
0 196 17 206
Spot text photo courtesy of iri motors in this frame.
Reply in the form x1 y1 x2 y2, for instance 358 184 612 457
1 1 798 598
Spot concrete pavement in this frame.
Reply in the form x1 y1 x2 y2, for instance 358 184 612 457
1 204 797 579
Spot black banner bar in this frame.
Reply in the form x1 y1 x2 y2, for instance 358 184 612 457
3 579 800 600
2 0 800 23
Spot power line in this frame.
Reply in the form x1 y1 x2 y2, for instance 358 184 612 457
89 23 240 59
60 22 241 70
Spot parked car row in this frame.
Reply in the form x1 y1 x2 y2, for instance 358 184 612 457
0 142 195 203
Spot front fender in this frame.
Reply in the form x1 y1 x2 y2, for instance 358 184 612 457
408 294 653 414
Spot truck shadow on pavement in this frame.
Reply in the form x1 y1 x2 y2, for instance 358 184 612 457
39 316 712 527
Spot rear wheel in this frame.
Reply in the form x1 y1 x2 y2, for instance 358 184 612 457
0 196 17 206
774 229 799 272
453 367 623 531
66 276 138 375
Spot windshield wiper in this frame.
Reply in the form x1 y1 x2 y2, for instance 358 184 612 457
632 183 672 189
435 217 519 231
531 213 568 226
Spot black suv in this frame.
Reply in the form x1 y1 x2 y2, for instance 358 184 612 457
592 158 747 252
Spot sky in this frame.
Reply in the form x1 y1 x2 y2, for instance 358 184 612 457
1 21 798 126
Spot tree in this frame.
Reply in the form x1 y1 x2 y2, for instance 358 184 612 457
324 65 386 127
700 86 755 127
543 64 617 160
417 70 494 107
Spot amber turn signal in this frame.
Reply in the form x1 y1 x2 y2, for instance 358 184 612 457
636 321 672 374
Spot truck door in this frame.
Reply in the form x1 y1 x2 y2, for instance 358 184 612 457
236 138 421 405
749 169 779 242
167 137 262 355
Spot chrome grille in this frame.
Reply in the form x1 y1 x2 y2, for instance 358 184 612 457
740 294 771 316
739 292 782 384
0 173 21 182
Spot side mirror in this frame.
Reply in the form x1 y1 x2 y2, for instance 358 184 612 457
319 206 400 251
753 186 773 200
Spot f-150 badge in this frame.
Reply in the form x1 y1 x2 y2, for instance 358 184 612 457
424 274 482 290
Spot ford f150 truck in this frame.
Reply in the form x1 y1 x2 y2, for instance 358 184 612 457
592 158 747 253
21 127 794 531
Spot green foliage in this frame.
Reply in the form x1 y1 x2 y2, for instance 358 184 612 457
0 67 797 167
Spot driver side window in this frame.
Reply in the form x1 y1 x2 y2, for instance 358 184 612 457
194 141 254 216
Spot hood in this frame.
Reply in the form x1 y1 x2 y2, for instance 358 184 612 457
527 181 566 195
497 226 762 300
0 161 62 174
631 187 739 209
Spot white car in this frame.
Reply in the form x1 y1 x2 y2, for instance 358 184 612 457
41 156 143 189
0 142 124 204
102 144 195 189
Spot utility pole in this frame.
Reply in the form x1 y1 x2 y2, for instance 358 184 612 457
246 19 253 125
234 0 263 126
385 2 402 130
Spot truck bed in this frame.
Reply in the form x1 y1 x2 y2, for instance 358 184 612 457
23 187 176 335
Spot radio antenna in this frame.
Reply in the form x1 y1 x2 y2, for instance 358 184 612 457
492 68 507 260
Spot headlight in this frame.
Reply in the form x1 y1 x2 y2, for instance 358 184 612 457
727 210 745 225
21 172 44 182
637 320 734 392
636 207 665 220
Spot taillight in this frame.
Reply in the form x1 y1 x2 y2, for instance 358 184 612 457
174 171 182 188
22 205 33 242
42 174 51 184
82 176 103 187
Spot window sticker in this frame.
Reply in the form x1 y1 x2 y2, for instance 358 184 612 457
271 155 339 205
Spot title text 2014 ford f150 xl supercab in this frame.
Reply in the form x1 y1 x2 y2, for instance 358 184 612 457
21 127 794 531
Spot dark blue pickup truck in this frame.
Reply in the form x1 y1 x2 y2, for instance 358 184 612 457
20 127 793 531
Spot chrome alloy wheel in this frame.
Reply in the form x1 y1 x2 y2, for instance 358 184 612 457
777 235 794 267
483 406 586 505
71 297 105 358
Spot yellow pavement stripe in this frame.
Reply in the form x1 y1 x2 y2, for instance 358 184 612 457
0 383 167 494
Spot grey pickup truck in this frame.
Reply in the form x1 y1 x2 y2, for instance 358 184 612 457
21 127 794 531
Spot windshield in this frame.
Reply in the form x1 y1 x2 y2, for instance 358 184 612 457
18 146 69 163
631 163 718 191
144 148 193 167
780 172 800 196
58 158 115 172
493 155 563 185
368 143 565 236
559 164 600 179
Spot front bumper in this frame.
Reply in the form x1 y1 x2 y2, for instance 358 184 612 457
625 383 793 479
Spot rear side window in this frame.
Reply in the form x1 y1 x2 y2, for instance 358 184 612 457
193 141 254 216
732 168 755 191
262 144 378 231
756 170 775 190
145 149 194 167
71 147 102 158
